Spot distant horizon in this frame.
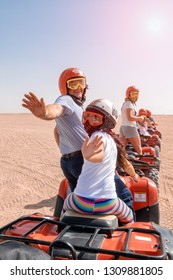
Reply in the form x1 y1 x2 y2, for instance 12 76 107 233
0 112 172 116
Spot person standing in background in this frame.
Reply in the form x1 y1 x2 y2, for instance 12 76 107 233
119 86 145 154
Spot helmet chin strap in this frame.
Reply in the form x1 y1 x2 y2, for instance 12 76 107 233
69 95 84 106
67 88 86 107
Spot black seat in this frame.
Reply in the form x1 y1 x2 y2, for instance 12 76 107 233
61 210 118 229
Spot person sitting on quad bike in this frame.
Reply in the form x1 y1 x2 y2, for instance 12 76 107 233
61 99 134 224
119 86 146 154
146 109 158 128
137 108 152 139
22 67 88 193
136 109 161 153
145 109 162 140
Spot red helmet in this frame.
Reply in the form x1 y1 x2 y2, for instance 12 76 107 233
146 109 152 117
58 67 86 95
126 86 139 98
138 108 148 117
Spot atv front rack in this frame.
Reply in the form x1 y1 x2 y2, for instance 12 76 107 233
0 215 168 260
49 225 167 260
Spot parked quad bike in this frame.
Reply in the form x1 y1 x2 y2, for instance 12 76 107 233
1 157 172 260
125 146 160 190
0 173 173 260
147 126 162 140
0 128 170 260
140 134 161 158
0 174 172 260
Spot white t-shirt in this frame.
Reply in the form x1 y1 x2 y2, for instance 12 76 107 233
74 131 117 199
121 100 137 127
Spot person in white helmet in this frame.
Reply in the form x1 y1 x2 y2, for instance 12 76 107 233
61 99 134 224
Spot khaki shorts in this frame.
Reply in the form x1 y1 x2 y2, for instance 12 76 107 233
119 126 139 139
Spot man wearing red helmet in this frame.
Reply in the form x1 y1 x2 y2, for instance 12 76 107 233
22 67 88 192
119 86 145 154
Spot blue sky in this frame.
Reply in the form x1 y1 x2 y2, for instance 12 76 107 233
0 0 173 114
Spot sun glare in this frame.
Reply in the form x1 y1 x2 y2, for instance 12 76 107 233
147 17 163 32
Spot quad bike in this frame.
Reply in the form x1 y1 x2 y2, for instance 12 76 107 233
147 126 162 140
140 134 161 158
1 210 173 260
141 133 161 149
125 146 160 190
0 174 172 259
0 178 172 260
0 131 169 260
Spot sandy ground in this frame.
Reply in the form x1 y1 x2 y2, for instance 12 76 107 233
0 114 173 232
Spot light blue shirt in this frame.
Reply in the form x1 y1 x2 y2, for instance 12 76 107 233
54 95 87 155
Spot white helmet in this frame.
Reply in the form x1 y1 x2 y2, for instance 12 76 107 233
86 99 118 130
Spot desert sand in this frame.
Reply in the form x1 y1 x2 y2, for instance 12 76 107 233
0 114 173 231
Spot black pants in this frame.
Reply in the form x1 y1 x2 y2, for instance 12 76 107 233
114 173 136 221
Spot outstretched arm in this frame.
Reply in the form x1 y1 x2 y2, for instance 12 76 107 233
22 92 64 120
82 135 104 162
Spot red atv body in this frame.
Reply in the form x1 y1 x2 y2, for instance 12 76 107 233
125 146 160 189
148 127 162 139
141 134 161 158
0 171 170 260
1 211 172 260
0 131 172 260
54 173 159 224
